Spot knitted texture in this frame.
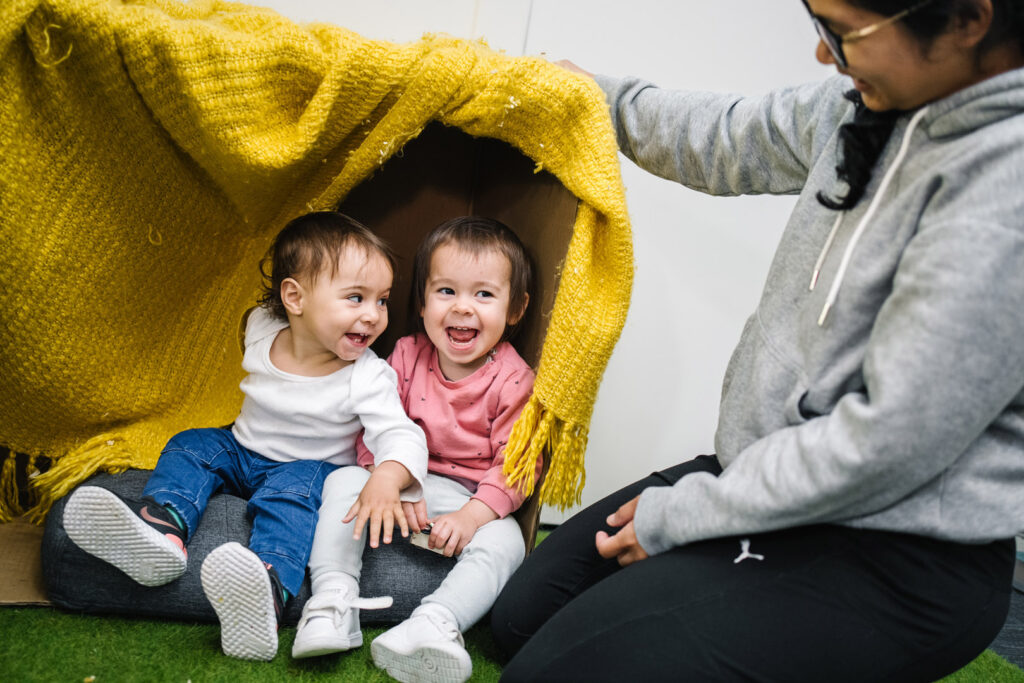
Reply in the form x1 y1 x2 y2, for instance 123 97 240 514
0 0 633 520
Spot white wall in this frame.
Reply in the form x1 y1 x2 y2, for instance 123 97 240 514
256 0 831 523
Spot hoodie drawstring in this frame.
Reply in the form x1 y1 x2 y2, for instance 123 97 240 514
812 105 931 326
809 212 844 291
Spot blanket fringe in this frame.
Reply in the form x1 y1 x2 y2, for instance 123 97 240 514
503 395 587 509
0 454 22 523
24 433 136 523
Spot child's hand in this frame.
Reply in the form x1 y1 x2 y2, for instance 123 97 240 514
403 498 429 532
343 461 412 548
429 499 498 557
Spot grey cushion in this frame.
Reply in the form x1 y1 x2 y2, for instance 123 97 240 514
41 469 455 625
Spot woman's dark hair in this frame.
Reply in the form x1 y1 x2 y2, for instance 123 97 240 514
409 216 534 342
258 211 395 320
819 0 1024 210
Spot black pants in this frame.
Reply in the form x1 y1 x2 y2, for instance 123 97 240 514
492 456 1015 682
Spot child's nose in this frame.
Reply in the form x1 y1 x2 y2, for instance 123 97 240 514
361 303 381 323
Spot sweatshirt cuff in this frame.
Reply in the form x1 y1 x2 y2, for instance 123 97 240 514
633 486 676 556
472 484 517 520
592 73 621 102
375 451 426 502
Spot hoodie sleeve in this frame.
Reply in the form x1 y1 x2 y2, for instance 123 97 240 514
634 209 1024 555
594 73 852 197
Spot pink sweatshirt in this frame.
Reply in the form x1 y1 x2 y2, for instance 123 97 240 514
357 333 538 518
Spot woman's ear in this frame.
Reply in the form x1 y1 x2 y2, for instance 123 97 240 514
508 292 530 326
281 277 304 316
955 0 993 49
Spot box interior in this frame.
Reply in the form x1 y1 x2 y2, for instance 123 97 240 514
338 122 579 366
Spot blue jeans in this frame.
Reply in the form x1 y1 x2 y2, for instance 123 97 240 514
143 427 339 596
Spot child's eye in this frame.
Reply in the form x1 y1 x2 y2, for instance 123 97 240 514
438 287 455 296
476 290 494 299
347 294 363 303
377 297 389 308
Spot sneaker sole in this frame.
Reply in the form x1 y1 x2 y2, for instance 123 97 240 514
371 639 472 683
291 630 363 659
201 542 278 661
63 486 186 587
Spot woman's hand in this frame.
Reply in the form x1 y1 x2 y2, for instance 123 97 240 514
429 499 498 557
595 495 649 566
554 59 593 78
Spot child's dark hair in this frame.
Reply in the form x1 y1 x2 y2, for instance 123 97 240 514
818 0 1024 210
409 216 533 341
258 211 395 320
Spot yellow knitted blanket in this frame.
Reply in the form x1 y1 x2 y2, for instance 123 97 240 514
0 0 633 521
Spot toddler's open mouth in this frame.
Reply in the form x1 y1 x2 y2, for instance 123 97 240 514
346 333 369 346
447 327 478 345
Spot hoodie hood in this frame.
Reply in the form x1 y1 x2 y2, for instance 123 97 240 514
925 67 1024 138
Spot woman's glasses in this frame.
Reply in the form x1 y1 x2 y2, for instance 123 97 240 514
801 0 935 68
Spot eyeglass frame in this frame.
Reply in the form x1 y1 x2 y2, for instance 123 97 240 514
801 0 936 68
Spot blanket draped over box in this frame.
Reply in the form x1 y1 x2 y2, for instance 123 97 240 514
0 0 633 521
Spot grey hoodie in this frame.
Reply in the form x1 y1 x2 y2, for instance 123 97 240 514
596 70 1024 555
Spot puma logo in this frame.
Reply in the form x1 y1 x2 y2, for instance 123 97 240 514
733 538 765 564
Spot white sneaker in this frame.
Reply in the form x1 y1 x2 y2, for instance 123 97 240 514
200 542 281 661
371 611 472 683
63 486 187 587
292 589 393 658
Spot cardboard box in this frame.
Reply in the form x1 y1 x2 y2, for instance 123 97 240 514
338 122 579 544
0 123 576 605
0 517 48 605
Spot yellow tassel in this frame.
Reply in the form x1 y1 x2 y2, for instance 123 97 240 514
503 395 589 509
503 396 548 498
538 419 587 508
0 455 21 523
26 434 136 523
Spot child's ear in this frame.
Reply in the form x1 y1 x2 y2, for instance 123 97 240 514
507 292 529 326
281 277 304 315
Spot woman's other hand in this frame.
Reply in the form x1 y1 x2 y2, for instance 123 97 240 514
595 495 649 566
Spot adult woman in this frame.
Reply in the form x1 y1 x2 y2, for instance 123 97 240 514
491 1 1024 680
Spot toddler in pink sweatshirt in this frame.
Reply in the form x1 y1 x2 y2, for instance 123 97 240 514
293 216 542 683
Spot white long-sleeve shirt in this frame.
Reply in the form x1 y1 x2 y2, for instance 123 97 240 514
231 307 427 489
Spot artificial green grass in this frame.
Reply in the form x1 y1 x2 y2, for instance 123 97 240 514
1 606 1021 682
2 530 1020 681
0 607 504 682
941 650 1024 683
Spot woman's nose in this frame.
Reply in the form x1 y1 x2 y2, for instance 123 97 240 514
815 39 835 66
